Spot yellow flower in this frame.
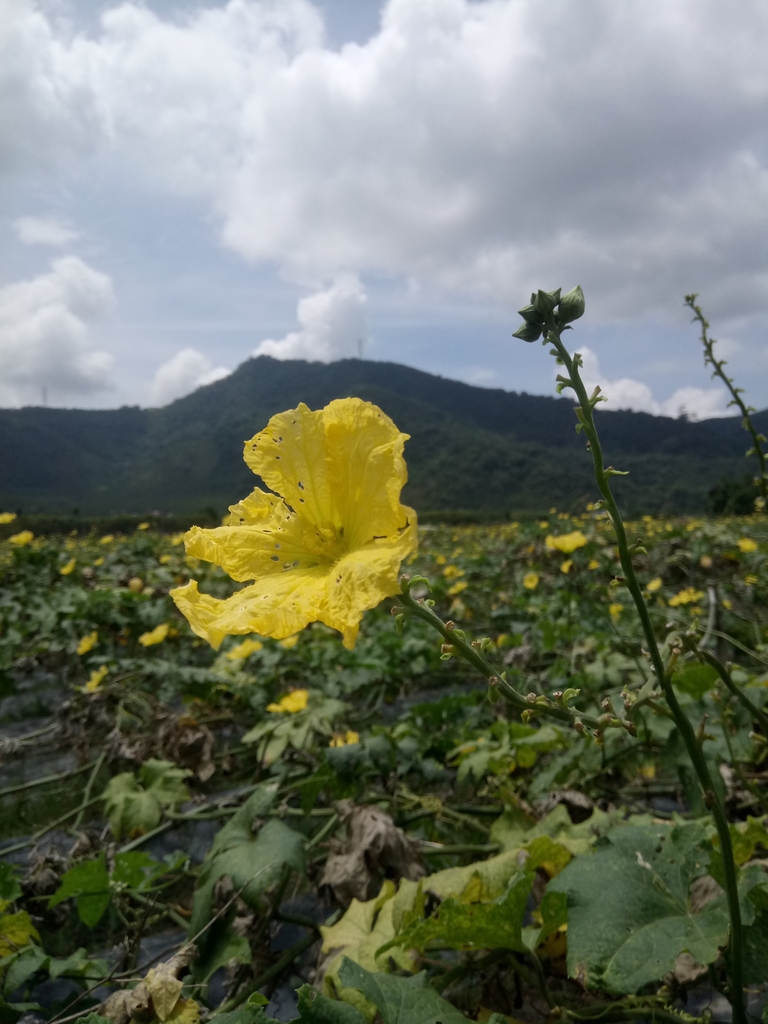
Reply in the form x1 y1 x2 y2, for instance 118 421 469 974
139 622 170 646
523 572 539 590
94 557 105 566
9 531 34 546
609 603 623 620
646 577 663 592
77 631 98 655
538 521 549 529
60 558 76 575
588 559 600 570
85 665 108 692
699 555 713 569
329 730 360 748
267 689 309 713
0 512 17 524
434 554 446 565
545 530 587 554
171 399 417 651
668 587 705 607
744 575 758 587
138 522 150 531
442 565 464 580
225 637 264 660
738 537 758 553
722 598 732 609
100 534 114 545
447 580 468 596
279 634 300 649
171 532 186 546
158 554 171 564
560 559 573 574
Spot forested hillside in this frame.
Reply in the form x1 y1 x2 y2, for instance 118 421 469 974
0 356 759 517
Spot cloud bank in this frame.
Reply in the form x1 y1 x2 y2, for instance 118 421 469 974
254 275 368 362
149 348 230 406
577 347 729 421
4 0 768 327
0 256 114 407
15 216 79 246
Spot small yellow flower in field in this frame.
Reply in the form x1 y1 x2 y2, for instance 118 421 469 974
640 762 656 779
722 598 732 609
329 730 360 748
642 515 653 523
171 398 417 651
225 637 264 660
137 522 150 531
609 603 623 620
267 689 309 713
0 512 17 524
434 554 446 565
139 622 170 646
279 634 300 649
9 530 34 546
128 577 144 593
447 580 468 595
442 565 464 580
100 534 114 545
158 554 171 565
699 555 713 569
523 572 539 590
560 559 573 574
538 521 549 529
85 665 108 692
545 530 587 554
495 633 510 647
588 559 600 570
171 533 185 546
745 575 758 587
646 577 663 592
94 557 105 566
77 631 98 655
668 587 704 607
60 558 76 575
738 538 758 553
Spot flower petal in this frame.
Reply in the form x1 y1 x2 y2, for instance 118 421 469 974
243 403 334 527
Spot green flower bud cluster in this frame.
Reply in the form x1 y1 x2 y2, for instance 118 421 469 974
512 285 585 342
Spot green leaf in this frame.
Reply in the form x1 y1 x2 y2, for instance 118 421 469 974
190 814 304 979
548 822 728 994
3 946 48 995
111 851 160 890
102 760 190 840
673 662 719 699
0 868 21 905
385 870 533 954
337 959 468 1024
48 854 110 927
73 1015 111 1024
295 985 367 1023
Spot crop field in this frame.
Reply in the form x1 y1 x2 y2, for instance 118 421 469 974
1 510 768 1023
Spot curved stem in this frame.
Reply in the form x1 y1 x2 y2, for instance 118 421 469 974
396 588 604 731
693 643 768 738
686 294 768 506
545 320 745 1023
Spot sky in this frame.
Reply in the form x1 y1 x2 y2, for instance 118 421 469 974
2 0 768 418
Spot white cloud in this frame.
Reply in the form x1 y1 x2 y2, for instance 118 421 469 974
148 347 230 406
254 274 368 361
576 346 730 421
0 256 114 407
14 215 79 246
4 0 768 329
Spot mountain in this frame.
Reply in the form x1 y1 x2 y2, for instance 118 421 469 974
0 356 761 518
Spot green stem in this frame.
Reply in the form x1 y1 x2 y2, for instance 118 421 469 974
686 294 768 506
695 644 768 738
0 761 95 800
545 317 745 1024
420 843 501 856
396 590 604 731
212 931 317 1015
72 750 106 831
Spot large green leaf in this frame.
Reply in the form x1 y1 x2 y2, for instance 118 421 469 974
548 822 729 993
337 959 469 1024
48 854 110 927
102 760 191 840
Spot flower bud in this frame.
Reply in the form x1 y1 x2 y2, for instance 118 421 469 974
558 285 585 324
533 289 557 317
512 321 544 343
